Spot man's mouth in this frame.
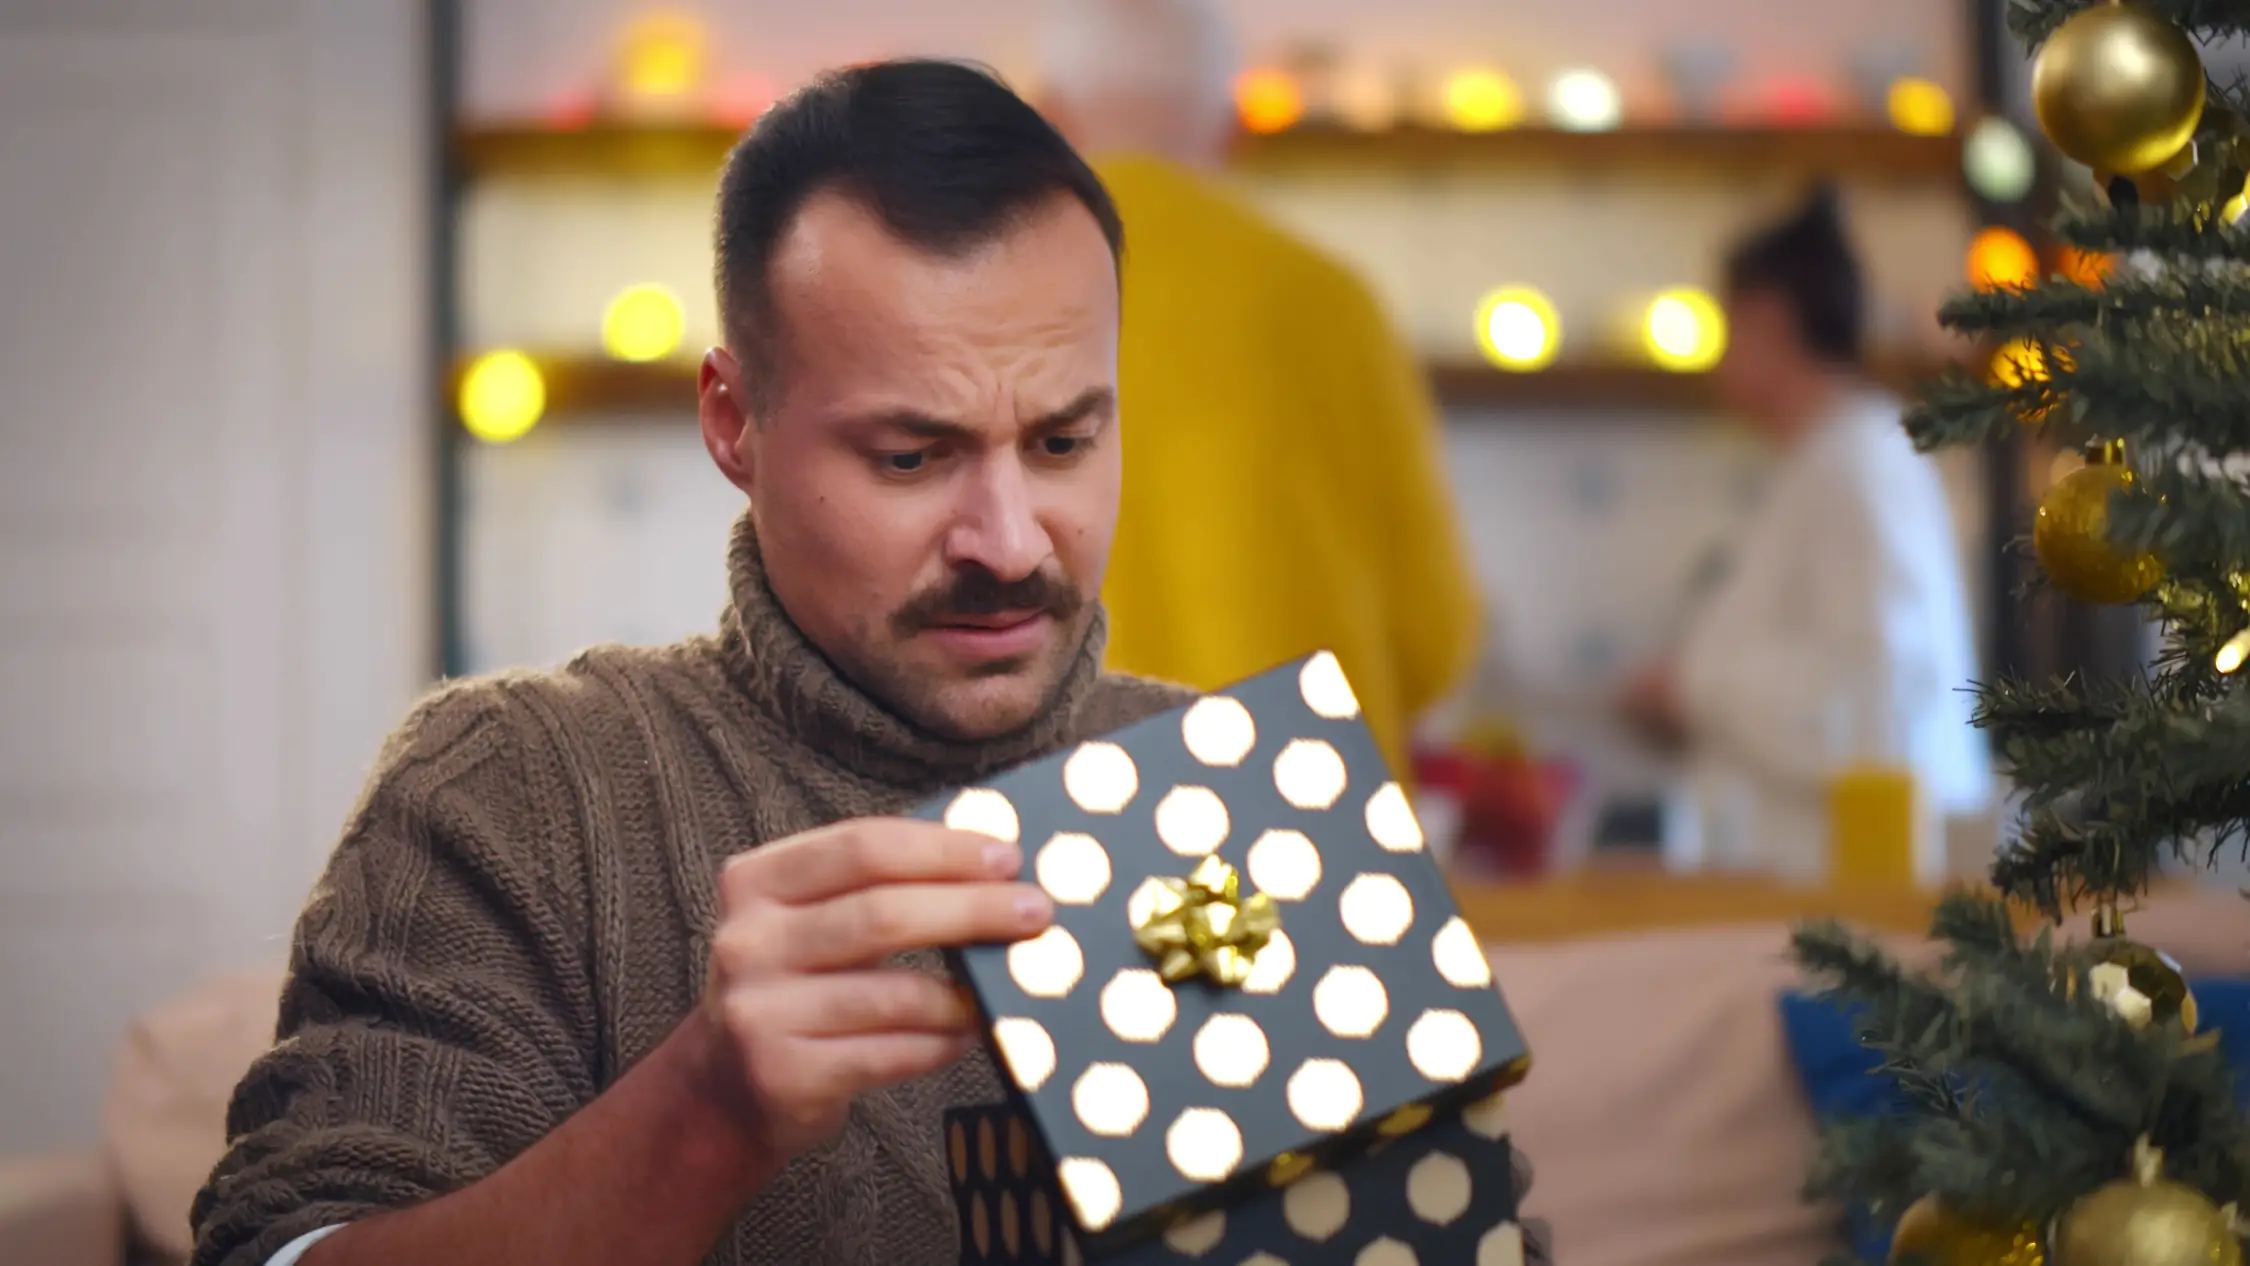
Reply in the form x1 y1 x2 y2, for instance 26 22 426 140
934 610 1046 631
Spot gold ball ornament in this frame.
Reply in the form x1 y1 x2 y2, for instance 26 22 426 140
2053 1142 2241 1266
2035 462 2165 604
1888 1195 2047 1266
2033 2 2206 174
2071 909 2199 1033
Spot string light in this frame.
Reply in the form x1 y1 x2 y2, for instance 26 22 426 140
2217 627 2250 674
1443 69 1525 132
459 350 547 444
1641 288 1727 372
1967 226 2039 291
1887 77 1956 135
1235 69 1305 135
1964 116 2038 203
1474 287 1561 371
1546 69 1622 132
615 10 707 109
2059 245 2112 288
602 283 686 363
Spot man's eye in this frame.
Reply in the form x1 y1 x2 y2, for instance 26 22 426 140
1041 435 1083 457
884 451 927 473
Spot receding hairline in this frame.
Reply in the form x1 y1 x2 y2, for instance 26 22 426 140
721 182 1126 412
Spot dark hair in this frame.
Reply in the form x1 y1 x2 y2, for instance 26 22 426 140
713 59 1125 412
1722 184 1865 367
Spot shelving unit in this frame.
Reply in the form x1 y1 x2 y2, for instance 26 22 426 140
454 352 1960 420
456 120 1965 184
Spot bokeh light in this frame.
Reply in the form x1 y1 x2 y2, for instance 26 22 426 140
1443 69 1525 132
1546 69 1622 132
459 350 547 444
1642 288 1728 372
1967 226 2039 291
2059 245 2112 288
1474 287 1561 371
1886 77 1956 136
1989 338 2053 390
616 11 706 105
1964 116 2037 203
602 283 687 362
1235 69 1305 135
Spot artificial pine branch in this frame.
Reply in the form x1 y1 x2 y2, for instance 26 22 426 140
2008 0 2250 48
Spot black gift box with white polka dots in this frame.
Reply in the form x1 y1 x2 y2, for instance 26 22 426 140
913 652 1532 1259
941 1090 1530 1266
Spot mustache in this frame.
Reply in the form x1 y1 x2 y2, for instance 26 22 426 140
891 565 1085 635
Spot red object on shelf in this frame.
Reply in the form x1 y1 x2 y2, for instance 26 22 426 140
1759 78 1833 127
1415 748 1577 880
543 89 601 131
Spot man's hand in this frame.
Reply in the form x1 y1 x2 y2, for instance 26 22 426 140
1620 662 1688 752
700 817 1049 1162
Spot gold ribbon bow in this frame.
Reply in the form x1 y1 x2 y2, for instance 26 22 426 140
1130 856 1281 986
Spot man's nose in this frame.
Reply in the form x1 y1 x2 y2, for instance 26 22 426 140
944 454 1052 582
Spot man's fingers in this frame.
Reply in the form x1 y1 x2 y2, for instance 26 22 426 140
740 970 980 1037
781 882 1052 972
814 1032 979 1096
725 818 1020 907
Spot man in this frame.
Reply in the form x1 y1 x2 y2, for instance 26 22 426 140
1037 0 1485 787
1622 187 1993 881
190 61 1530 1266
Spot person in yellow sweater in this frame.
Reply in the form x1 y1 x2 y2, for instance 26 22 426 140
1036 0 1485 782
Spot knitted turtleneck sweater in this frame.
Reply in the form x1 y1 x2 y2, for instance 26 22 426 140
188 512 1194 1266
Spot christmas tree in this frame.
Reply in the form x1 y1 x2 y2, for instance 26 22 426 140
1792 3 2250 1265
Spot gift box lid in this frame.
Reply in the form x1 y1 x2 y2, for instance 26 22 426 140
917 653 1532 1255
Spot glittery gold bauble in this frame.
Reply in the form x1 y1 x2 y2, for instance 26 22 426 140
2076 934 2198 1034
2035 462 2165 604
1888 1195 2047 1266
2053 1177 2241 1266
2033 3 2206 174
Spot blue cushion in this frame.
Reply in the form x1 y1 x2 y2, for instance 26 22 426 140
1778 977 2250 1262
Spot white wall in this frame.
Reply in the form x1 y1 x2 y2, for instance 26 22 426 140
0 0 430 1150
460 0 1970 120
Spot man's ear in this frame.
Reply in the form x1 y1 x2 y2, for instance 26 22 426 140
699 346 756 494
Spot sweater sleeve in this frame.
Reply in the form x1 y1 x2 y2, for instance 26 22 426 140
189 684 599 1266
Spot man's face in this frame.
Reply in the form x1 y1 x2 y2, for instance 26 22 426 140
699 190 1122 742
1714 286 1799 442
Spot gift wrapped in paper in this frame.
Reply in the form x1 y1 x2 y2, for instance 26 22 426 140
915 653 1533 1262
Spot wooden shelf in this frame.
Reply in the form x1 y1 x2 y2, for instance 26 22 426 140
448 353 1954 428
1232 123 1962 183
455 120 1964 185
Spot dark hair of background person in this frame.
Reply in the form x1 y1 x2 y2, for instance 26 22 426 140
713 58 1127 414
1722 183 1866 368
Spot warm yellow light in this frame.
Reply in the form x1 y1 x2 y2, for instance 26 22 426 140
1474 287 1560 371
459 350 546 444
1886 77 1956 136
1235 69 1305 135
1642 288 1727 372
1989 337 2051 389
602 283 686 363
1443 69 1525 132
2218 628 2250 674
2058 245 2112 288
1967 226 2039 292
617 11 707 104
1546 68 1622 132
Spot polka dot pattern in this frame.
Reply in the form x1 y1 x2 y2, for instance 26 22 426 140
941 1097 1534 1264
924 653 1531 1255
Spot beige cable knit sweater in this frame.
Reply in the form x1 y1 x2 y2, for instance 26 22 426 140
188 512 1194 1266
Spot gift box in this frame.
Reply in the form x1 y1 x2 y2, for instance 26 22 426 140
914 652 1532 1259
944 1087 1531 1264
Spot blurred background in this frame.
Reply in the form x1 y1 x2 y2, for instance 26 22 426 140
0 0 2202 1160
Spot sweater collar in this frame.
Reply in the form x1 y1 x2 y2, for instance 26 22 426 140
720 510 1107 794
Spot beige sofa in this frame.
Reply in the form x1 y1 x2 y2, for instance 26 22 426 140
8 891 2245 1266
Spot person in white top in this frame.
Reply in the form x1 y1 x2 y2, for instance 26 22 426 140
1621 186 1995 883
